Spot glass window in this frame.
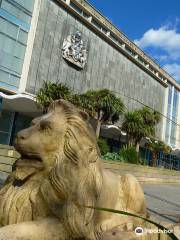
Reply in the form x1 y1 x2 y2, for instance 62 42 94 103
1 0 32 24
19 10 31 24
10 113 32 144
3 36 16 54
0 31 26 59
11 57 23 73
173 92 178 108
168 85 172 105
70 1 82 14
14 42 26 59
9 74 20 87
0 110 14 145
0 69 9 83
0 33 5 49
1 0 19 17
0 132 10 144
13 0 35 13
0 51 13 69
0 8 30 32
92 18 102 30
0 17 7 33
18 29 28 44
7 22 18 39
83 11 90 19
0 110 13 132
0 34 16 55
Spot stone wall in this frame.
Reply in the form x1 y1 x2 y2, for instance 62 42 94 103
0 145 20 185
26 0 166 137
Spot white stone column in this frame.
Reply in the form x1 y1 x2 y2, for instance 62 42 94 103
168 86 174 146
18 0 42 93
161 87 169 142
175 91 180 148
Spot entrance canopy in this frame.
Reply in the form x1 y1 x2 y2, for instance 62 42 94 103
0 92 41 117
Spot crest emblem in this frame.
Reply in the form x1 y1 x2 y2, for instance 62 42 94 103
62 31 87 69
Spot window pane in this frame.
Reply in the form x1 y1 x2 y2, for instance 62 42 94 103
1 0 32 24
0 132 9 144
7 21 18 39
0 34 16 55
18 29 27 44
23 0 35 12
0 110 14 145
0 51 13 69
0 110 13 132
19 11 31 24
0 17 7 32
11 114 32 144
13 0 35 12
9 74 20 87
1 0 20 18
0 34 5 49
14 42 26 59
12 57 23 73
0 69 9 83
4 37 16 54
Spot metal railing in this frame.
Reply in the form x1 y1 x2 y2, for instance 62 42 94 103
140 147 180 170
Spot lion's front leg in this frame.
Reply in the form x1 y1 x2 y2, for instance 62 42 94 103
0 218 68 240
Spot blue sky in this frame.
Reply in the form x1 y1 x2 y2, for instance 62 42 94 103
88 0 180 82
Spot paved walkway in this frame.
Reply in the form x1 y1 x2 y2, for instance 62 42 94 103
142 184 180 223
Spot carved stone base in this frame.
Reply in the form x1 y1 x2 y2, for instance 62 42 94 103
63 56 84 69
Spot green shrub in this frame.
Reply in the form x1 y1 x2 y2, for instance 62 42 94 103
119 146 140 164
102 152 124 162
97 138 110 155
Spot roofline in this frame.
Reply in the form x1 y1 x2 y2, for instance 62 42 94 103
55 0 180 90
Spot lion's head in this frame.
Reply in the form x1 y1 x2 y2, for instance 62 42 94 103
15 100 100 167
15 100 103 238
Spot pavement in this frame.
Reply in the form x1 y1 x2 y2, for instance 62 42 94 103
142 184 180 223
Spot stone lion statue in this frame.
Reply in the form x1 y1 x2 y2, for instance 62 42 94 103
0 100 147 240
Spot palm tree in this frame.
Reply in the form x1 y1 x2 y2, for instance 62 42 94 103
145 139 171 167
36 81 72 113
121 107 161 152
121 110 143 151
36 83 124 138
77 89 124 137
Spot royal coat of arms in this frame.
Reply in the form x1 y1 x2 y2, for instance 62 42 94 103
62 31 87 69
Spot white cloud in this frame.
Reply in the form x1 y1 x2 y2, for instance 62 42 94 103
163 63 180 82
134 26 180 60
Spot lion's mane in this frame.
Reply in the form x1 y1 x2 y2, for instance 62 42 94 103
41 100 103 238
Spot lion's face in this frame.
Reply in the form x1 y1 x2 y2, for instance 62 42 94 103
14 100 99 168
15 106 67 166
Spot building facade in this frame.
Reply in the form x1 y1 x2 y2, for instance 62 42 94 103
0 0 180 148
0 0 38 144
0 0 35 91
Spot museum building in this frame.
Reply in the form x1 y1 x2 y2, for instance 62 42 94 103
0 0 180 149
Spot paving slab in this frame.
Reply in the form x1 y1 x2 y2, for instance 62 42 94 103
142 184 180 223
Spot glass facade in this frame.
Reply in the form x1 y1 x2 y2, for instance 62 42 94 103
0 109 32 145
165 83 179 148
0 0 35 144
0 110 14 144
0 0 35 91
